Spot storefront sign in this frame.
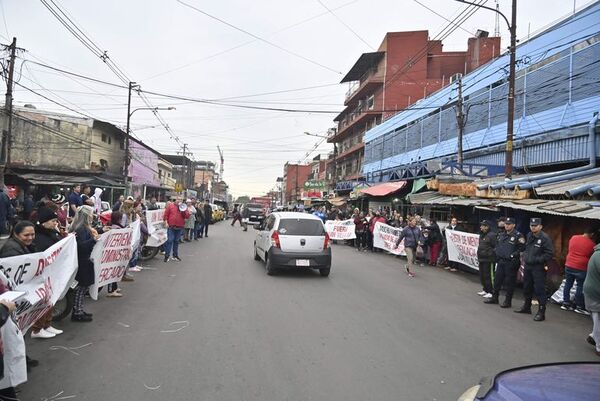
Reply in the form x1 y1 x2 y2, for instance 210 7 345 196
445 230 479 270
324 219 356 240
304 180 327 189
373 222 406 255
0 235 78 332
89 226 133 300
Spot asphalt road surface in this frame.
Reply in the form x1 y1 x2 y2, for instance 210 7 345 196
21 221 596 401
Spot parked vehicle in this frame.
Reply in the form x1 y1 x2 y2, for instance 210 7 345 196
52 280 77 321
242 203 266 226
253 212 331 277
457 362 600 401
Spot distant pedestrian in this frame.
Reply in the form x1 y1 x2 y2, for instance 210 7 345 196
203 200 212 237
184 200 197 241
230 204 242 227
0 187 13 238
394 217 421 277
68 184 82 218
112 195 124 212
515 218 555 322
477 220 497 299
425 219 442 266
22 194 34 220
561 227 596 315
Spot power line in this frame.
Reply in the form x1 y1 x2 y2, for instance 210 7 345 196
176 0 343 75
412 0 477 36
316 0 375 50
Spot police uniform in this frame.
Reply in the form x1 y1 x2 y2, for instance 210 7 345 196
484 217 525 307
515 217 555 321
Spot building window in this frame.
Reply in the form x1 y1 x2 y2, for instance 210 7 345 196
367 95 375 110
101 133 108 143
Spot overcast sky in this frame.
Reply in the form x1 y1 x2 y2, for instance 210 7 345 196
1 0 593 197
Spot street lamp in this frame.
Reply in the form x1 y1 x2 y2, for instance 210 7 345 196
124 80 176 195
303 131 338 195
455 0 517 179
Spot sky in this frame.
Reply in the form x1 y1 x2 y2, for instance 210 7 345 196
0 0 594 198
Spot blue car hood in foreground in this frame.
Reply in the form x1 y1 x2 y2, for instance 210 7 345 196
479 362 600 401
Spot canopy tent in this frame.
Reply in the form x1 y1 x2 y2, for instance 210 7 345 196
361 181 407 197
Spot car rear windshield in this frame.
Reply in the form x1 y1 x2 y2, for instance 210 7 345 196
278 219 325 236
246 204 263 210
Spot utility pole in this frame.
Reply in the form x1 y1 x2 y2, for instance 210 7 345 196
455 75 465 165
1 37 17 187
456 0 517 179
124 81 136 196
505 0 517 179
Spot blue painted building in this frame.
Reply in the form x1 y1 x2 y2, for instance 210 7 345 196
362 3 600 183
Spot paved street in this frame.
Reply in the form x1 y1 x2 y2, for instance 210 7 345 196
22 222 595 401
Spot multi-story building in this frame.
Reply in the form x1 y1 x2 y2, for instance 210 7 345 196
162 154 195 192
363 3 600 185
283 162 311 205
329 30 500 192
2 106 127 202
158 158 176 196
194 160 216 199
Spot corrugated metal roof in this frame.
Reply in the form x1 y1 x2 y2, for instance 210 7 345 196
534 171 600 196
407 191 496 206
498 199 600 220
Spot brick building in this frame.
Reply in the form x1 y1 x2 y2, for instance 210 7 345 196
329 30 500 192
283 162 311 205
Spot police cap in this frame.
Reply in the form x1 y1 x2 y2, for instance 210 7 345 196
530 217 542 226
505 217 516 225
480 220 491 227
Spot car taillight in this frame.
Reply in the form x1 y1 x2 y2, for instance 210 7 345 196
324 232 330 249
271 231 281 248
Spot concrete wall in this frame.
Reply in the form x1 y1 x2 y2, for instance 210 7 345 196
90 121 126 176
8 111 93 171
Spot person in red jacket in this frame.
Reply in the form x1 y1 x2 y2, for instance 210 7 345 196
562 227 597 314
163 196 190 262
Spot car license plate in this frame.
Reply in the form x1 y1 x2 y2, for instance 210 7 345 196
296 259 310 267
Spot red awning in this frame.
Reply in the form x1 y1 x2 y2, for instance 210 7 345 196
361 181 407 197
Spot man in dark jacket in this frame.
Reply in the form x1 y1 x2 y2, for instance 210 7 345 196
477 220 497 298
394 217 421 277
515 217 555 321
203 200 212 237
485 217 525 307
0 188 13 238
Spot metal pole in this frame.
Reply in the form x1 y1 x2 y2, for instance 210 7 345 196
124 81 135 196
333 142 338 195
505 0 517 179
456 75 465 165
2 37 16 172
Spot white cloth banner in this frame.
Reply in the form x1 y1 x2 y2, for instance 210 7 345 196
324 219 356 240
0 235 78 332
445 230 480 270
130 219 141 252
89 226 133 300
145 209 167 247
373 222 406 256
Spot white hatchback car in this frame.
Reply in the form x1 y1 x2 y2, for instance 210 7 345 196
253 212 332 277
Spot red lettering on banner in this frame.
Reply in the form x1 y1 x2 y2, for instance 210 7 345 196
34 277 53 302
35 245 64 276
98 266 126 282
100 248 132 264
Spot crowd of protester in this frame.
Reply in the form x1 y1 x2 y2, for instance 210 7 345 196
0 184 216 400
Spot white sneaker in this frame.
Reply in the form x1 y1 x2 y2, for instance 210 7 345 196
45 326 63 335
483 293 493 299
477 291 487 296
31 329 56 339
129 266 142 272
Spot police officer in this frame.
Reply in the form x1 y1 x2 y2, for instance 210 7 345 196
515 217 555 321
484 217 525 307
477 220 497 298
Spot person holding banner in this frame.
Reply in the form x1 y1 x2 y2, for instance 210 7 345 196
394 218 421 277
30 208 65 338
0 281 21 401
68 205 100 322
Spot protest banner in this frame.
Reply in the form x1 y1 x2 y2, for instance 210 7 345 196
445 229 480 270
89 226 133 300
145 209 167 247
0 235 78 332
324 219 356 240
130 219 141 252
373 222 406 256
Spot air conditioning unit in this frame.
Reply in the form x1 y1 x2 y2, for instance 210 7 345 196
450 73 463 84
